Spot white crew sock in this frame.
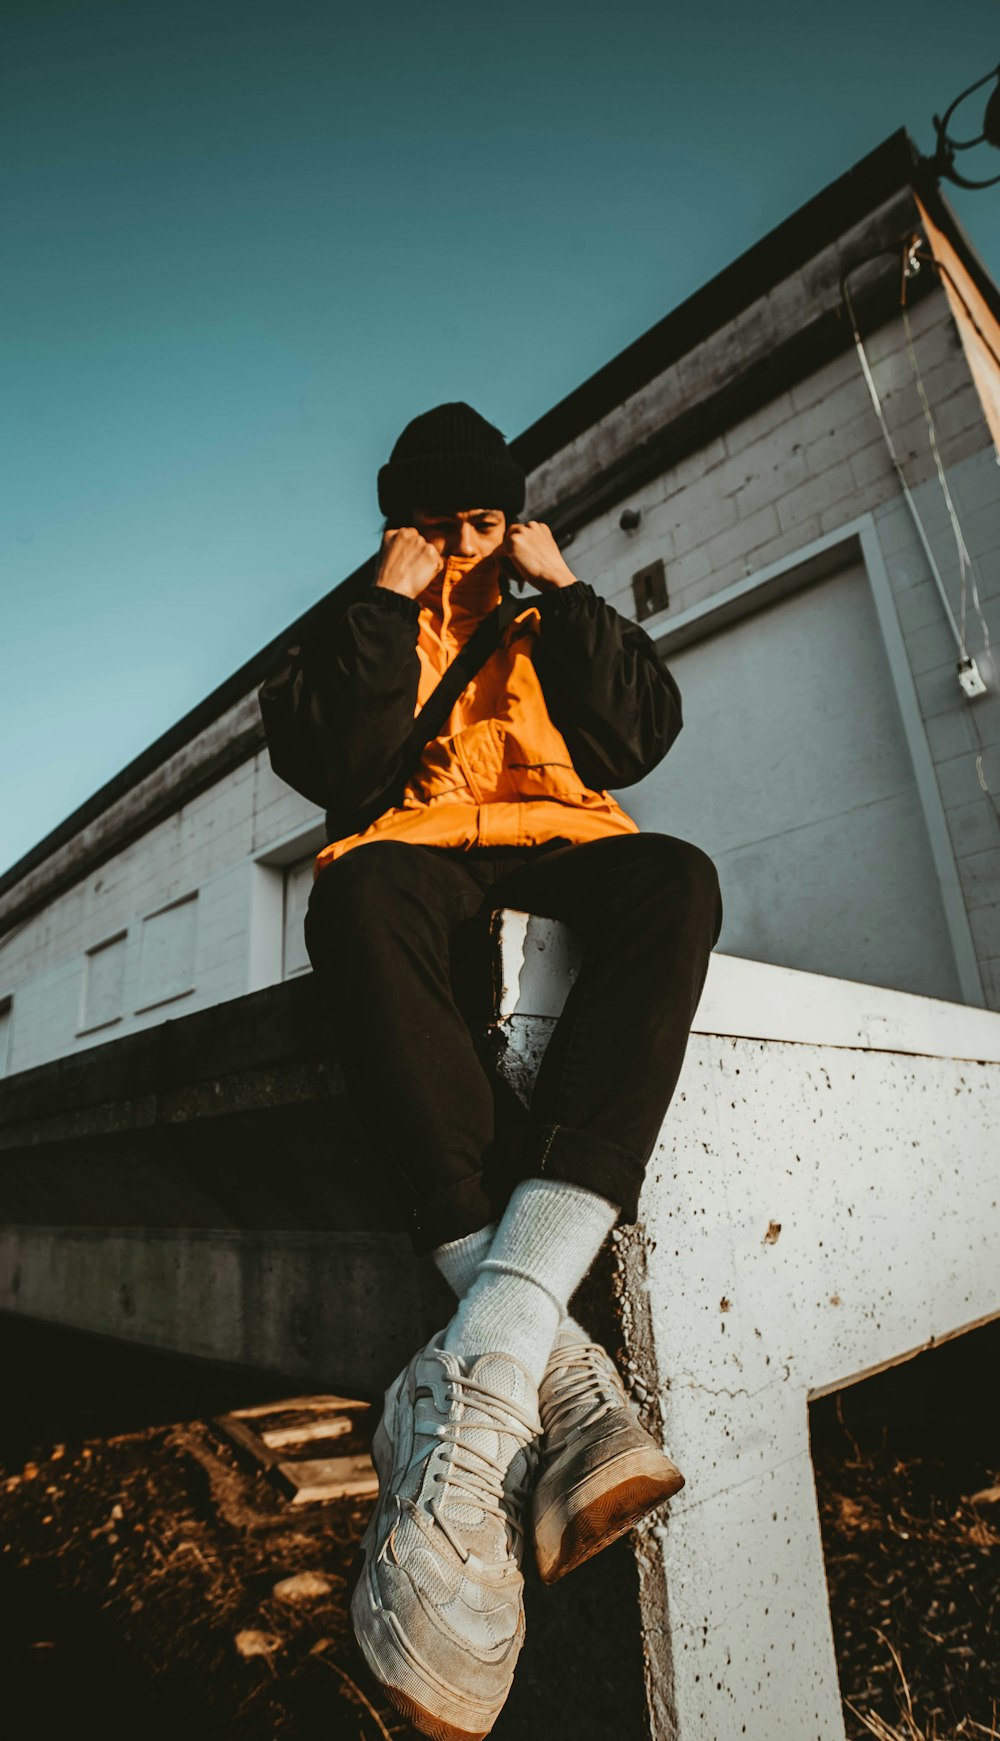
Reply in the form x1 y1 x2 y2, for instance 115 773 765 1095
432 1226 595 1363
432 1222 498 1299
443 1178 618 1386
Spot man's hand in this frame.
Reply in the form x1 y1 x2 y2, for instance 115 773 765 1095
375 527 444 599
500 521 579 593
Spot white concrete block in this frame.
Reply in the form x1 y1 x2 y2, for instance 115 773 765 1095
705 503 780 573
947 794 1000 860
848 442 893 492
732 448 809 519
667 436 729 494
669 496 737 560
751 517 825 567
724 392 797 458
666 544 713 597
803 407 882 475
894 576 946 635
496 913 1000 1740
914 662 960 720
639 1453 843 1741
907 615 963 677
937 746 991 814
776 462 855 534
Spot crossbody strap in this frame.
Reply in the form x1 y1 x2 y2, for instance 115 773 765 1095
324 587 524 844
395 589 523 767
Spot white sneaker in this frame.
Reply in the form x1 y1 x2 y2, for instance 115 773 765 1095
532 1328 684 1584
351 1336 541 1741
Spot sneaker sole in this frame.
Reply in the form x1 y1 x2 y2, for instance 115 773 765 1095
534 1448 685 1584
351 1591 505 1741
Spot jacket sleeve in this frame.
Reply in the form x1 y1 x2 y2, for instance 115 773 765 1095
257 585 423 812
532 579 682 790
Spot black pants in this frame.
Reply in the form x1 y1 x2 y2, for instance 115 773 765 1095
305 832 723 1255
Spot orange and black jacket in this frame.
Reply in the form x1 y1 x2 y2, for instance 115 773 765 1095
259 551 683 882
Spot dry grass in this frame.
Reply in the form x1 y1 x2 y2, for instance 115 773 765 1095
847 1633 999 1741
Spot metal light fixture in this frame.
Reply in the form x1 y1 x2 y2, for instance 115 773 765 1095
930 64 1000 188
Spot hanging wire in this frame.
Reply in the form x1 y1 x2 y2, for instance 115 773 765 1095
898 238 1000 807
900 241 994 685
840 253 967 656
840 241 1000 820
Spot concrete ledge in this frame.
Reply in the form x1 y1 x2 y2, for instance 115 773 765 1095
2 912 999 1738
0 1227 444 1399
499 916 1000 1063
495 915 1000 1740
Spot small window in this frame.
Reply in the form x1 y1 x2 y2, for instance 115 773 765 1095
0 996 11 1075
136 893 197 1012
283 856 315 978
79 933 126 1034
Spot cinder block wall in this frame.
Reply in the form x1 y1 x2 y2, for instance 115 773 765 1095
541 283 1000 1006
553 289 984 616
0 756 321 1074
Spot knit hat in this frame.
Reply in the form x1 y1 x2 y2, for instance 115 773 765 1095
377 401 526 525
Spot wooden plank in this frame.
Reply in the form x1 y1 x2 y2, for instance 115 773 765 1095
225 1394 368 1420
275 1453 379 1505
259 1416 352 1449
214 1412 285 1468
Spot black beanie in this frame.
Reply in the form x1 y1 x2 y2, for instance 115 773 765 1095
377 401 526 525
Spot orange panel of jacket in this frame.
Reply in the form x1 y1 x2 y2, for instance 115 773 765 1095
313 553 639 878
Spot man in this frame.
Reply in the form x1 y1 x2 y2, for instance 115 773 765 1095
259 401 723 1741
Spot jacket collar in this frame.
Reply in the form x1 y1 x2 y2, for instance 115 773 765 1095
419 552 505 636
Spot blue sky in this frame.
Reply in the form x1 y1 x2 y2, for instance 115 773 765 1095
3 0 999 874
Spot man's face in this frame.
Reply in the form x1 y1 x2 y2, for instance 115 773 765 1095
412 507 507 566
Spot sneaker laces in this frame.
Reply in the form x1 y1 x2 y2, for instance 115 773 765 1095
538 1339 629 1458
410 1371 539 1562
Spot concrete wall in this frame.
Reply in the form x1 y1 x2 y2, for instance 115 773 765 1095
542 283 987 614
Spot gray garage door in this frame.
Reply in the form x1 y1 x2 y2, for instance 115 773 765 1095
622 561 961 1001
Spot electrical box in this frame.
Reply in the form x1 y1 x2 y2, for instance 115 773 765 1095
958 656 988 699
632 558 669 622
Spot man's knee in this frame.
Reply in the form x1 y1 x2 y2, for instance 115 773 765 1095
629 833 724 938
629 831 719 891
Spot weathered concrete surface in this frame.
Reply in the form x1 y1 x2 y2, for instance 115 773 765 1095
497 913 1000 1741
0 1227 443 1400
2 913 999 1738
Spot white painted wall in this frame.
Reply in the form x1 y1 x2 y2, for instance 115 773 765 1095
496 914 1000 1741
0 754 325 1075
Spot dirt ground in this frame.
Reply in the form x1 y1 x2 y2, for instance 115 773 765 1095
2 1312 998 1739
0 1315 395 1739
812 1322 1000 1740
